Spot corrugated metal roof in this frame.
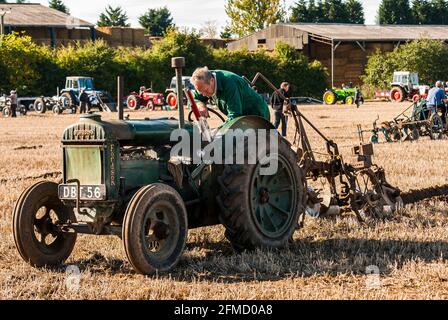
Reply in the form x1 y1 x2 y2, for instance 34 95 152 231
284 23 448 41
0 3 94 28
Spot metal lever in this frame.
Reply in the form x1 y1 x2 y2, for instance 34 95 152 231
67 179 88 216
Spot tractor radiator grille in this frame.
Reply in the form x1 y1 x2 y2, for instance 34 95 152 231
63 123 106 142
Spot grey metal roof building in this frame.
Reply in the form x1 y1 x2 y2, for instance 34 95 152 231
228 23 448 86
0 3 95 47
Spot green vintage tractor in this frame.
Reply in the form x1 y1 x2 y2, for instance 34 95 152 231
13 58 306 275
323 86 363 106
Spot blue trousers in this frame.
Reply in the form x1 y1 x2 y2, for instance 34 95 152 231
274 111 287 137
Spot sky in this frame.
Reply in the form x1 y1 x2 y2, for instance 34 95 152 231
29 0 382 29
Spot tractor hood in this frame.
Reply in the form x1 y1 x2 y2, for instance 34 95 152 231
62 113 193 146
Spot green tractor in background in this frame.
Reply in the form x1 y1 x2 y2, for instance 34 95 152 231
13 58 306 275
323 84 364 106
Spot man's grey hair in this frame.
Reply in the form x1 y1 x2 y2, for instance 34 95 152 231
191 67 214 85
436 80 443 88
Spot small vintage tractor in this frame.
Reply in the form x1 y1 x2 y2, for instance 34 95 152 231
126 88 165 111
59 76 116 112
358 99 446 143
388 72 429 102
165 76 194 109
13 58 306 275
33 89 74 115
323 86 364 106
13 59 402 275
0 94 27 117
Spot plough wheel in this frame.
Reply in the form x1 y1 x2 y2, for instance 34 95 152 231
353 169 387 221
410 127 420 141
392 128 402 142
429 114 444 140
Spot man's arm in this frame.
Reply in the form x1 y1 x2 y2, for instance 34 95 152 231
192 90 210 117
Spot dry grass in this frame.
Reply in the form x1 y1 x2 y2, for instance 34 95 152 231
1 102 448 300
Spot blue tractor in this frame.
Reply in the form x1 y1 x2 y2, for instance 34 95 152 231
60 77 116 112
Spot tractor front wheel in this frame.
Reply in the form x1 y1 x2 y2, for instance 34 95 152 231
345 96 355 105
123 183 188 275
323 91 337 105
13 181 77 267
217 137 305 251
34 98 47 114
2 106 11 118
390 87 405 102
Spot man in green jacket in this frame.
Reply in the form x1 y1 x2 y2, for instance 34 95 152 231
191 67 270 123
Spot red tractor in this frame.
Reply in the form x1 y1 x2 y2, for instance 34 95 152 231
126 87 165 111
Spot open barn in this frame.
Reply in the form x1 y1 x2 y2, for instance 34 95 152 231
228 23 448 87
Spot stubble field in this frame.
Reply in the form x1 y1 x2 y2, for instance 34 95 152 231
0 101 448 300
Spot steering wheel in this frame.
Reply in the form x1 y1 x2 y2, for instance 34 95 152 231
188 107 226 124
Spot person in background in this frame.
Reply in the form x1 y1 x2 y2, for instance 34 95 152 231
426 81 448 124
270 82 290 137
9 90 17 118
78 88 89 114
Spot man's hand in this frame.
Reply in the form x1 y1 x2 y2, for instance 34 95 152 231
198 102 210 118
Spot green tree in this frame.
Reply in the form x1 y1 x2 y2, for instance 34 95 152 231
97 5 129 27
225 0 286 37
48 0 69 14
220 25 234 39
139 7 174 36
431 0 448 24
362 39 448 90
378 0 413 24
411 0 433 24
290 0 310 22
345 0 364 23
290 0 364 24
0 33 59 96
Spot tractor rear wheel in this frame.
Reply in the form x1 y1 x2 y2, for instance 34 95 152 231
34 97 47 114
323 91 336 105
123 183 188 275
13 181 77 267
217 136 305 251
390 87 405 102
429 113 444 140
127 95 140 111
60 93 74 109
166 93 178 109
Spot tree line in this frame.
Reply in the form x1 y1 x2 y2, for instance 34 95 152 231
3 0 448 38
0 31 328 99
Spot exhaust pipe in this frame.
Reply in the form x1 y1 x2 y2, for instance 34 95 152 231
172 57 185 129
117 76 124 120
